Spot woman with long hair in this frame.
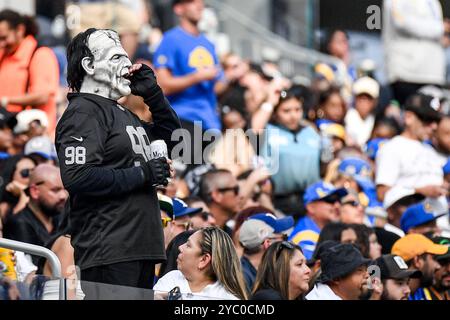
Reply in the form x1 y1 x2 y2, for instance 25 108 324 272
0 155 37 219
257 86 322 218
154 227 248 300
252 241 311 300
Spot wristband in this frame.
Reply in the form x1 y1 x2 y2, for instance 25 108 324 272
0 97 8 108
261 102 274 113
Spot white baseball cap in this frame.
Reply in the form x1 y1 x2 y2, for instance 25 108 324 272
24 136 57 160
14 109 49 134
239 219 274 250
353 76 380 99
383 187 424 210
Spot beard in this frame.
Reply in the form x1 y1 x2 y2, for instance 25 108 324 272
420 273 434 288
39 200 64 218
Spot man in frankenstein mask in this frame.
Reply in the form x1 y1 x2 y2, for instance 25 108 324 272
56 28 181 291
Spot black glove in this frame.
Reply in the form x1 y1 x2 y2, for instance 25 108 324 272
141 157 171 187
129 64 164 106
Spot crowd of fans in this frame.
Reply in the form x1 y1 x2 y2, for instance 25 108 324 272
1 0 450 301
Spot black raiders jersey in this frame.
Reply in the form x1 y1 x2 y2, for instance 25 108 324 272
56 92 181 269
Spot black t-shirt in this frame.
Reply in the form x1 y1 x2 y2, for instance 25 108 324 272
3 206 60 265
55 93 181 270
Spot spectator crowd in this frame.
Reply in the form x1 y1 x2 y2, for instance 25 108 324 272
1 0 450 301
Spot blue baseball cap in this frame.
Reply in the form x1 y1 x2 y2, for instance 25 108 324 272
443 158 450 175
249 213 295 234
338 157 375 191
400 202 446 233
172 198 202 219
365 138 388 160
303 181 348 206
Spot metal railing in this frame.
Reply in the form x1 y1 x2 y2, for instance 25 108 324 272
0 238 65 300
205 0 347 84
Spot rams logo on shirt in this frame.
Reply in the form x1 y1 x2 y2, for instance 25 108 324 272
188 46 214 69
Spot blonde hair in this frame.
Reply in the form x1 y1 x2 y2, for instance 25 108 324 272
199 227 248 300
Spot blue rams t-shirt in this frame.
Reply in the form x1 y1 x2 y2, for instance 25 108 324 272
260 123 321 196
153 27 224 131
288 216 321 260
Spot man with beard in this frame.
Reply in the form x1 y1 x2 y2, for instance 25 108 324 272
428 237 450 300
56 28 180 290
306 243 373 300
391 234 448 300
3 164 67 265
374 254 422 300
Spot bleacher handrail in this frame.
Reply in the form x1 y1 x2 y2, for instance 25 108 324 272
0 237 65 300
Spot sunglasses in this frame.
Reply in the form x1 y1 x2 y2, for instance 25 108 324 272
341 200 360 207
275 241 295 260
161 217 172 228
172 220 192 231
321 197 339 204
168 286 182 300
217 185 240 196
20 168 34 178
268 234 289 242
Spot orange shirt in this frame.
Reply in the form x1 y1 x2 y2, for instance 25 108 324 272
0 35 59 133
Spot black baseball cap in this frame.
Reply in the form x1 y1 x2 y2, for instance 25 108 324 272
318 243 371 283
374 254 422 280
404 93 443 123
432 236 450 261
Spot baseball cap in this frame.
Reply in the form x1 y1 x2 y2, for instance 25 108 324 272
158 193 173 217
383 187 424 210
404 93 442 123
338 157 374 191
0 108 17 130
304 181 348 206
172 198 202 219
353 76 380 99
24 136 57 160
365 204 388 219
374 255 422 280
322 123 346 141
391 234 448 262
248 213 294 234
365 138 388 161
239 219 274 250
319 243 371 283
400 202 446 233
14 109 49 134
432 237 450 261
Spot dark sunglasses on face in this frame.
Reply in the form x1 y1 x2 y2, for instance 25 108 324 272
217 185 240 196
341 200 360 207
321 197 339 204
20 168 34 178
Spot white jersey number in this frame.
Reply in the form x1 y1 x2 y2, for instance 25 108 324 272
65 146 86 165
126 126 152 162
